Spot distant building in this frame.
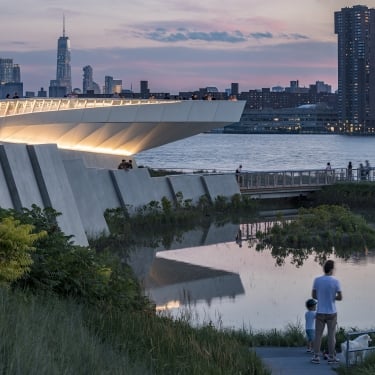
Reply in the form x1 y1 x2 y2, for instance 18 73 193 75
231 83 239 97
225 104 338 134
25 91 35 98
335 5 375 132
37 87 47 97
140 80 149 98
0 58 14 83
0 58 23 98
12 64 21 83
49 17 72 97
82 65 100 94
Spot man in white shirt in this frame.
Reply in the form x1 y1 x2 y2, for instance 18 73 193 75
311 260 342 365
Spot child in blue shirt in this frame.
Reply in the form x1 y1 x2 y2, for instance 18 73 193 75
305 298 317 353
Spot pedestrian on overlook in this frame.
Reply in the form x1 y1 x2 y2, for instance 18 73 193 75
311 260 342 365
359 163 366 180
117 159 127 170
235 164 242 184
305 298 317 353
365 160 371 180
347 161 353 181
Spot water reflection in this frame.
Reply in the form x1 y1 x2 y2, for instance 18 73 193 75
129 220 375 331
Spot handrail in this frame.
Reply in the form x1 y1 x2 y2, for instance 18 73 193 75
237 168 375 190
0 98 180 117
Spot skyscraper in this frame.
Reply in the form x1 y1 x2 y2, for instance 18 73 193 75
49 16 72 97
335 5 375 132
0 58 23 98
83 65 100 94
0 58 14 83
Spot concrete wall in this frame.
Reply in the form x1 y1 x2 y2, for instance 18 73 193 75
202 173 240 202
167 174 207 204
0 143 44 210
27 144 89 246
63 159 110 238
0 142 239 247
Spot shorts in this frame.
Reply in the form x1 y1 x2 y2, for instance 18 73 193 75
306 329 315 342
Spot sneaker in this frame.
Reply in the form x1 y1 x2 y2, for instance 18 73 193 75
311 356 320 364
306 349 313 353
327 357 340 364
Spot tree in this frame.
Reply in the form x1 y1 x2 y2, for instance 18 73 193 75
0 217 46 284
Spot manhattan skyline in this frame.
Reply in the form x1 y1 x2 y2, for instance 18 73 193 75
1 0 364 93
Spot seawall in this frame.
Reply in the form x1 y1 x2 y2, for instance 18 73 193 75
0 142 240 246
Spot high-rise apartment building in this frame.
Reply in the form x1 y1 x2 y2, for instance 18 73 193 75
140 80 149 98
335 5 375 132
49 17 72 97
82 65 93 94
0 58 23 98
0 58 14 83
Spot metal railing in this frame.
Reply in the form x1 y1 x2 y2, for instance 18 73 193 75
0 98 179 117
345 330 375 367
237 168 375 191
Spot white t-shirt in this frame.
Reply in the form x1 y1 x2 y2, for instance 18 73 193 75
312 275 341 314
305 310 316 330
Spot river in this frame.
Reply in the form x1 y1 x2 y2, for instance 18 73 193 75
131 134 375 331
135 133 375 172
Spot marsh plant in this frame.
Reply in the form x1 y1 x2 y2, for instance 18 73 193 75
256 205 375 266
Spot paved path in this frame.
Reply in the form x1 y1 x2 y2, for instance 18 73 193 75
254 347 341 375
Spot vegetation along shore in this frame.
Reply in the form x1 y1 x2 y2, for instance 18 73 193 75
2 182 375 374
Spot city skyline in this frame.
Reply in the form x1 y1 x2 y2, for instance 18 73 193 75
0 0 365 93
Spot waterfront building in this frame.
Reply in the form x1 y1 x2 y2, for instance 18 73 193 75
225 104 338 134
49 17 72 97
335 5 375 133
239 88 336 110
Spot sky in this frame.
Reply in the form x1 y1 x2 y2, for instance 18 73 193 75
0 0 368 94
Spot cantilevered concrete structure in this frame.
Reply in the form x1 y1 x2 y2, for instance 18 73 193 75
0 99 244 246
0 98 245 157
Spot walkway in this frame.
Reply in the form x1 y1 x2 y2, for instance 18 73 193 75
238 167 374 198
254 347 340 375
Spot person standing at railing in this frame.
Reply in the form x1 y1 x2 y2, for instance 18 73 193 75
235 164 242 184
365 160 371 181
347 161 353 181
325 162 333 183
359 163 366 181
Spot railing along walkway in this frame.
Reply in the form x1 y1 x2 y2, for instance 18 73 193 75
237 168 375 197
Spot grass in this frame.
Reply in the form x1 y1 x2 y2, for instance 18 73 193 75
0 288 271 375
0 289 148 375
336 352 375 374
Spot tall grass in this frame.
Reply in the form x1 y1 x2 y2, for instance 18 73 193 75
85 309 270 375
0 289 148 375
0 288 271 374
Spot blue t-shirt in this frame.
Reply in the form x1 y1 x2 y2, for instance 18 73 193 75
312 275 341 314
